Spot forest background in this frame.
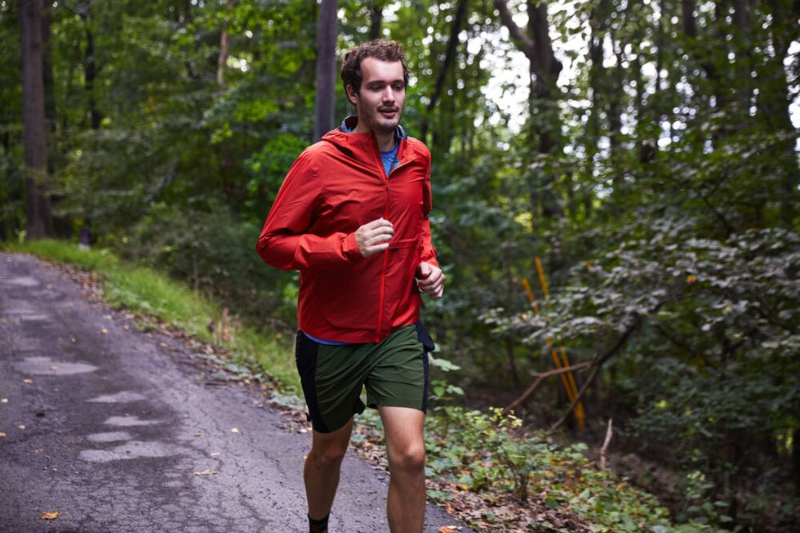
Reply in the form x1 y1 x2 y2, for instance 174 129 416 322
2 0 798 531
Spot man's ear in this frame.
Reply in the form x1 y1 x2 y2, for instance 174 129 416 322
345 84 358 106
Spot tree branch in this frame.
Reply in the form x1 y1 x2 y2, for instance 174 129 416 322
502 361 592 415
493 0 535 59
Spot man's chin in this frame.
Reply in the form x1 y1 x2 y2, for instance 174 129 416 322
376 119 400 133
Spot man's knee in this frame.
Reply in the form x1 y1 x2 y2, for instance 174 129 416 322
309 439 349 469
388 443 426 475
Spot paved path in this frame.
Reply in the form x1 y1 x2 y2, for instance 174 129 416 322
0 252 465 533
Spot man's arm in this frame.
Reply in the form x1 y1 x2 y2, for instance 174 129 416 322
417 150 444 299
256 151 395 270
256 151 362 270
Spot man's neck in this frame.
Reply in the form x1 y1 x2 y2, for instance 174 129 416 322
374 131 396 152
352 121 396 152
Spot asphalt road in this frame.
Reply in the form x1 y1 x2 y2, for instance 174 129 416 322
0 252 465 533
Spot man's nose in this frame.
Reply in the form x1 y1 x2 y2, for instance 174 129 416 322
382 87 395 103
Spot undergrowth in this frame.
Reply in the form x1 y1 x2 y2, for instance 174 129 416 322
4 239 728 533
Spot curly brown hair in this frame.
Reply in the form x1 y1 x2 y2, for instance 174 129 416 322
340 39 410 95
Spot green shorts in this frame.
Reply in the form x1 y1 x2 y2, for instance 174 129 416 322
295 323 434 433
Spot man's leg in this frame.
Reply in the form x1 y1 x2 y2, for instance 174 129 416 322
304 417 355 523
378 406 426 533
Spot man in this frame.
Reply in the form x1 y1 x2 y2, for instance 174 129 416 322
256 40 444 533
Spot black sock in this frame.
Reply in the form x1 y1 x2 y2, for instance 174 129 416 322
309 513 329 533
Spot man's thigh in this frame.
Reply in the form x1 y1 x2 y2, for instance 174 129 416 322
295 333 369 433
365 323 430 413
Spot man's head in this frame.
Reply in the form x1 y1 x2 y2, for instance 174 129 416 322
341 40 409 135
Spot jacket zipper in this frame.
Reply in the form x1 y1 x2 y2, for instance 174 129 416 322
372 139 405 342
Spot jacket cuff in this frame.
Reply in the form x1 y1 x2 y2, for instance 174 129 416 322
343 232 363 262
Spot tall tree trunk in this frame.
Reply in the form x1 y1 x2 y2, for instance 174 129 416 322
217 0 236 202
368 0 383 40
314 0 338 141
494 0 564 220
419 0 467 143
41 1 70 238
19 0 52 240
217 0 234 88
81 12 101 130
759 0 799 226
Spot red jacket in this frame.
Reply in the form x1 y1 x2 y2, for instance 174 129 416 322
256 119 438 343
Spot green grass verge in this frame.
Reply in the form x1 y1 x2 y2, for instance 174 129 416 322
2 239 299 392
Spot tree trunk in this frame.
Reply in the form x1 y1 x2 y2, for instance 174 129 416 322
494 0 564 220
217 0 234 88
368 0 383 40
81 12 101 130
19 0 52 240
314 0 338 141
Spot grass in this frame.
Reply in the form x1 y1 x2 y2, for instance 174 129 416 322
2 239 300 392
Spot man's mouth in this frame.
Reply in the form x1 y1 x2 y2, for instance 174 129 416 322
379 108 398 117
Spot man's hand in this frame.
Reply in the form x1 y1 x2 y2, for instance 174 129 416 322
355 218 394 257
417 262 444 299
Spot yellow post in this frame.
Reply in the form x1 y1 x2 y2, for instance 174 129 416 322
533 257 587 432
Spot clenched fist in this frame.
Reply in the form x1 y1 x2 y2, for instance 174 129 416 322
417 262 445 299
355 218 394 257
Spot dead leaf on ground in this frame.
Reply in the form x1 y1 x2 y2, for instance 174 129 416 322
194 469 218 476
230 427 240 434
23 379 33 384
40 511 59 520
100 328 108 334
438 527 457 533
70 338 77 344
0 432 7 438
1 398 8 403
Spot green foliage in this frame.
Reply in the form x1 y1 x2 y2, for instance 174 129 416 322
425 406 724 533
122 202 297 328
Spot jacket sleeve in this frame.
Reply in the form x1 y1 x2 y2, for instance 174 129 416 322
419 150 439 268
256 150 363 271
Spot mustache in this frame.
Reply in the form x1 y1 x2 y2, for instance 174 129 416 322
378 107 399 112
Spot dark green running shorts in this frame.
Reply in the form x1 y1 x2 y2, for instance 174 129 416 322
295 322 435 433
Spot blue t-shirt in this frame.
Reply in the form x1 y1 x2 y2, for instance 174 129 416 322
381 144 399 177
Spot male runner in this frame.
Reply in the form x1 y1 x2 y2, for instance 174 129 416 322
256 40 444 533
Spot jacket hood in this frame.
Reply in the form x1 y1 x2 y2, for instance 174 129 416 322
320 116 408 158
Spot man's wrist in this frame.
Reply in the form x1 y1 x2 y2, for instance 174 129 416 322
342 232 363 262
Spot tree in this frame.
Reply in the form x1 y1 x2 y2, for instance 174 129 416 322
314 0 338 141
18 0 52 239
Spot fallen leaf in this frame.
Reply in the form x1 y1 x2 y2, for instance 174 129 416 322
195 432 202 437
17 425 26 430
40 511 59 520
100 328 108 334
49 366 59 371
194 469 218 476
0 432 7 438
1 398 8 403
439 527 456 533
210 452 221 457
70 338 77 344
23 379 33 384
230 427 240 434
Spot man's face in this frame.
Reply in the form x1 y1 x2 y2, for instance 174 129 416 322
347 57 406 135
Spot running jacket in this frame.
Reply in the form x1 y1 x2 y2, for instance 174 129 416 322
256 117 439 344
